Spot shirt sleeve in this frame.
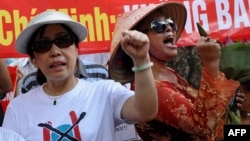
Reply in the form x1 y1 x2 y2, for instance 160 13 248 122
106 81 134 126
155 68 240 136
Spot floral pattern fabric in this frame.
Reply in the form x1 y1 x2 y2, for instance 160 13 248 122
134 68 239 141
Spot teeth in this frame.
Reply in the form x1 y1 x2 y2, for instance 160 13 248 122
165 42 172 45
50 64 61 68
53 64 60 67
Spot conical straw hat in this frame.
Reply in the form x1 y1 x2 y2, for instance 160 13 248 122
109 2 187 84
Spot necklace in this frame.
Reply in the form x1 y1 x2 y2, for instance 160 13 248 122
46 94 63 105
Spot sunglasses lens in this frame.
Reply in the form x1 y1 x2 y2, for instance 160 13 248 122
32 34 74 53
152 21 167 34
55 34 74 48
33 40 52 53
166 18 177 31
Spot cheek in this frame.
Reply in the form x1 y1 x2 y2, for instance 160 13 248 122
149 38 162 55
148 34 162 45
33 54 47 68
35 60 46 70
65 47 78 64
67 46 78 58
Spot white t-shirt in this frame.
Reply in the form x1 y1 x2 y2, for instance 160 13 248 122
3 79 133 141
0 127 25 141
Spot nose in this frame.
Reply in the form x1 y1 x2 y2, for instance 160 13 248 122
165 25 173 33
49 43 61 57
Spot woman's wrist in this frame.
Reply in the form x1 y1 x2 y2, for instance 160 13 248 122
132 62 154 72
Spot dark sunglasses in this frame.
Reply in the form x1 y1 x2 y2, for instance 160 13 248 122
144 18 177 34
32 33 75 53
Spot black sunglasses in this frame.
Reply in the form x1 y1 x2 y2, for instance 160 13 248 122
32 33 75 53
144 18 177 34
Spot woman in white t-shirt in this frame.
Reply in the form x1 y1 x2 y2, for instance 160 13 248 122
2 11 157 141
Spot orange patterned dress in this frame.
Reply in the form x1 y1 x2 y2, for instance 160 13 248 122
133 68 239 141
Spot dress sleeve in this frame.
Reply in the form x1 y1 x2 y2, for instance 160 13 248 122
156 68 239 136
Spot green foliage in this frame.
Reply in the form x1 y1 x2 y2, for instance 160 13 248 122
220 42 250 83
226 108 241 124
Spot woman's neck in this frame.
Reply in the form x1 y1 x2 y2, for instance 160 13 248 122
150 56 177 84
150 55 168 68
44 77 78 96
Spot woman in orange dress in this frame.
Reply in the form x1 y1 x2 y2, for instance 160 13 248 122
109 2 240 141
109 2 239 141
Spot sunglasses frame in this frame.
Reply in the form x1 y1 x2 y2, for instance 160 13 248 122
144 18 177 34
32 33 75 53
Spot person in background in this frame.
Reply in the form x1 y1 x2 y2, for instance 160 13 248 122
2 10 157 141
108 2 239 141
79 52 110 68
0 59 12 96
239 83 250 124
0 58 12 126
8 57 37 96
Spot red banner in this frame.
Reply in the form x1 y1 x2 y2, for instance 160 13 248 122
1 0 250 58
0 66 17 112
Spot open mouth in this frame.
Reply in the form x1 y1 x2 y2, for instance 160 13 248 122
163 36 174 45
49 62 66 69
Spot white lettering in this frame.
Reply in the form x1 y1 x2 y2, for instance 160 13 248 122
241 129 246 136
115 124 128 132
228 129 235 136
183 1 193 33
228 128 247 136
215 0 232 30
192 0 209 32
234 0 250 28
235 129 241 136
